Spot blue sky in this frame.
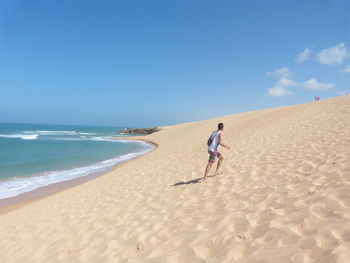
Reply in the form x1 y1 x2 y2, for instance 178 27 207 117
0 0 349 127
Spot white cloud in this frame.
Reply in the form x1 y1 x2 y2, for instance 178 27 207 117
295 48 312 63
267 67 294 79
267 86 293 97
317 43 349 65
267 67 296 97
343 65 350 73
337 90 348 96
302 78 334 90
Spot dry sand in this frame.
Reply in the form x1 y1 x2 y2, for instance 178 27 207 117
1 96 350 263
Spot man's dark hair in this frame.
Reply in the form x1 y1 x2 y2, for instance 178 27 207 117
218 123 224 130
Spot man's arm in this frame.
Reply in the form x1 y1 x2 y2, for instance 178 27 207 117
218 132 231 149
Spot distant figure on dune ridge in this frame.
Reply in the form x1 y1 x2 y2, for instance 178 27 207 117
315 95 320 101
203 123 231 181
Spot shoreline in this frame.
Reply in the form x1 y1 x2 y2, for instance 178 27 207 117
0 138 157 215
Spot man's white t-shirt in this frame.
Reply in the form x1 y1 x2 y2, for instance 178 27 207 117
208 130 221 152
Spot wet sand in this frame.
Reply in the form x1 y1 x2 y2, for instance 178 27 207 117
0 140 157 214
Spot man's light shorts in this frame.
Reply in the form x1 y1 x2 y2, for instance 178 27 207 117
208 151 222 163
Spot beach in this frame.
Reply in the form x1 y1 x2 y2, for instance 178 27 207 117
0 95 349 262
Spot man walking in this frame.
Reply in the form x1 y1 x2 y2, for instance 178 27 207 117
203 123 230 181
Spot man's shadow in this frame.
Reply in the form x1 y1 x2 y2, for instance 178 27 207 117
171 175 216 186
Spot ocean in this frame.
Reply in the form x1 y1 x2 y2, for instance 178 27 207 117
0 123 153 199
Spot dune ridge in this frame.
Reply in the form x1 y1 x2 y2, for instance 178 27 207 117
1 96 350 263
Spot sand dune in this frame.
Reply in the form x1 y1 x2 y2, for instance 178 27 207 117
1 95 350 262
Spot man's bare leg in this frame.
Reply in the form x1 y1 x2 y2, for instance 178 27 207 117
215 156 223 175
203 162 213 181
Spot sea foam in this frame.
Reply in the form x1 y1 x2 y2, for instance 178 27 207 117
0 134 39 140
0 141 153 199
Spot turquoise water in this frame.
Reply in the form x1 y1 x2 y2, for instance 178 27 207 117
0 123 153 199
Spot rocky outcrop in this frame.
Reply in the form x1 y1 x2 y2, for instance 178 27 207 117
121 127 161 135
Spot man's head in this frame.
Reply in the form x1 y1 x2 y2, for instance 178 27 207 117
218 123 224 131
